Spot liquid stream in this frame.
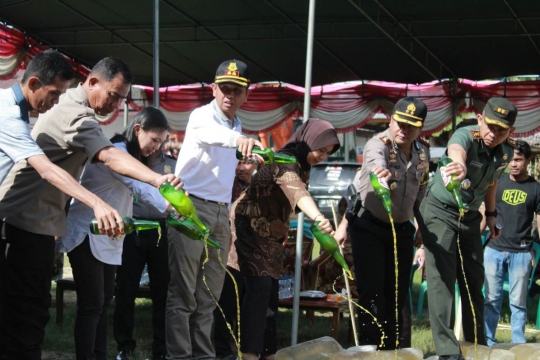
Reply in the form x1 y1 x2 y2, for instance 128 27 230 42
200 233 243 360
156 226 162 246
456 214 478 360
331 277 386 349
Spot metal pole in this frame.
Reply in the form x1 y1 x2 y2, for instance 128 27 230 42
291 0 316 346
123 101 129 128
451 78 457 133
153 0 159 108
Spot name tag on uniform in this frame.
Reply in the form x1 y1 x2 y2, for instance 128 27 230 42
470 161 483 168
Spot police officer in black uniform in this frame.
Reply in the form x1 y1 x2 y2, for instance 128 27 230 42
335 97 430 349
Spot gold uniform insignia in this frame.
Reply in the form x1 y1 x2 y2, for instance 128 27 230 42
416 137 430 148
471 130 482 140
419 149 426 161
226 62 240 76
164 165 172 174
406 103 417 116
380 136 391 145
503 153 508 160
495 107 509 116
506 138 516 148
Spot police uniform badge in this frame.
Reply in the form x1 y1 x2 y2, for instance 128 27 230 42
419 149 426 161
503 153 508 161
164 165 172 174
389 151 397 164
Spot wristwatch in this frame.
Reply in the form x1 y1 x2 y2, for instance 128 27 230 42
485 209 498 217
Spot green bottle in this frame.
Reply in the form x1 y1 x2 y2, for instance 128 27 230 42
89 216 160 235
369 171 393 214
310 222 354 280
235 147 297 165
166 213 220 249
159 182 210 235
439 157 469 216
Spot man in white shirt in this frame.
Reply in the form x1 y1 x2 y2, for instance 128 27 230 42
166 59 263 359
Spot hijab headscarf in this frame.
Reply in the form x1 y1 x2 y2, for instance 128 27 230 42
278 119 340 171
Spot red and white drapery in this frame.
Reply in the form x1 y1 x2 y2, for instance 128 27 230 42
131 81 539 137
2 24 539 137
0 25 90 80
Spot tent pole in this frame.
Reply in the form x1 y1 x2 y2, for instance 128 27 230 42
291 0 316 346
153 0 159 108
123 101 129 128
451 78 457 133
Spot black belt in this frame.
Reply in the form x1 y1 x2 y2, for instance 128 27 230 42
190 194 228 207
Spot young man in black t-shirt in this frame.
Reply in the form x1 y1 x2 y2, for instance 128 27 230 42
484 140 540 347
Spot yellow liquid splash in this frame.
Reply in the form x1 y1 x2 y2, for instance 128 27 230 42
156 226 162 247
389 215 399 357
200 235 243 360
456 214 478 360
332 277 386 349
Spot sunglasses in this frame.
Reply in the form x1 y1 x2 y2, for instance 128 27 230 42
218 84 245 96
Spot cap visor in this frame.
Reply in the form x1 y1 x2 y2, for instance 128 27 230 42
392 114 422 127
484 116 510 129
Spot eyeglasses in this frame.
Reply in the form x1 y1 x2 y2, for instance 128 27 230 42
218 84 245 96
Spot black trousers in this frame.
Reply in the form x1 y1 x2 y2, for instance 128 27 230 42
113 224 170 358
214 266 245 358
240 276 278 355
68 237 116 360
349 211 415 350
0 223 55 360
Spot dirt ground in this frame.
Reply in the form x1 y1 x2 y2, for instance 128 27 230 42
42 351 73 360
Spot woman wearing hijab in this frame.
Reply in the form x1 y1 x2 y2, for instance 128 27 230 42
232 119 340 360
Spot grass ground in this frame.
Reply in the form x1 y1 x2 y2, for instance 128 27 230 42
42 261 540 359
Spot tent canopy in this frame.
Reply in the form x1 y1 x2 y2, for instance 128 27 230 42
2 0 540 87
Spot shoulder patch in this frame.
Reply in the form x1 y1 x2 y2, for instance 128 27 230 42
416 137 430 148
506 137 516 148
471 130 482 140
379 136 391 145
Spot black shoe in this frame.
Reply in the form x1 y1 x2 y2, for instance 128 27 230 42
438 355 464 360
116 350 132 360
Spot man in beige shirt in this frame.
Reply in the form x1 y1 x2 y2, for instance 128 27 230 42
0 56 181 360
